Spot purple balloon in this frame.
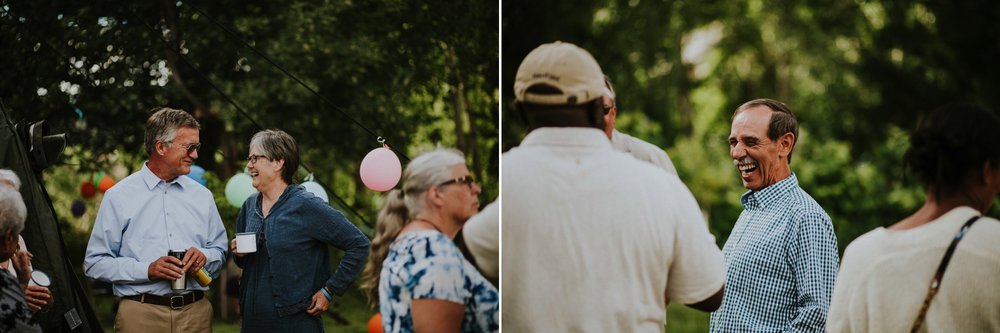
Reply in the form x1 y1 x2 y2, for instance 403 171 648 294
71 200 86 217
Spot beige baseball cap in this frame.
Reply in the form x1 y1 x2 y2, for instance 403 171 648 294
514 41 612 105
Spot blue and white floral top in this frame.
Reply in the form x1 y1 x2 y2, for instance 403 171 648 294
379 231 499 333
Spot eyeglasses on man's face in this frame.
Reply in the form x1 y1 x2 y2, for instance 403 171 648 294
438 175 476 189
601 94 616 115
247 154 270 165
169 141 201 155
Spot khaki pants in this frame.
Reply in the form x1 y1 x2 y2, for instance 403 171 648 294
115 297 212 333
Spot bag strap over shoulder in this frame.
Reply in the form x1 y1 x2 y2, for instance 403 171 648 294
910 215 981 333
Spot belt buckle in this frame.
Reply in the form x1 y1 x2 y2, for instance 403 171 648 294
169 295 184 310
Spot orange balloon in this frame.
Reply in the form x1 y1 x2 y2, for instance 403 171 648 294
367 313 383 333
98 175 116 193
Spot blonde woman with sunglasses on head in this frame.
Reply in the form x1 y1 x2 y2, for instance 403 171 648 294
361 149 498 333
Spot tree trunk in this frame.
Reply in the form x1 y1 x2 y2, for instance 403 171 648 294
447 47 482 183
160 0 205 112
448 48 468 155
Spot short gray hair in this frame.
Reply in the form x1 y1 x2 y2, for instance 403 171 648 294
734 98 800 163
144 107 200 156
249 130 299 184
0 169 21 190
0 186 27 237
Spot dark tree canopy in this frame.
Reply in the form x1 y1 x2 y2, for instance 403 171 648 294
1 0 499 225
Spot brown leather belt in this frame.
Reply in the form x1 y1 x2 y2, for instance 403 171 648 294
122 291 204 310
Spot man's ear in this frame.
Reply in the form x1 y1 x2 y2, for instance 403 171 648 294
778 132 796 159
154 141 168 156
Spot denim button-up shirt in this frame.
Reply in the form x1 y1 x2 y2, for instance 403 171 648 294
235 185 370 316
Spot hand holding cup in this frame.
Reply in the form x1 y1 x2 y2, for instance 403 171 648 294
24 284 51 312
147 255 184 281
234 232 257 254
181 247 207 273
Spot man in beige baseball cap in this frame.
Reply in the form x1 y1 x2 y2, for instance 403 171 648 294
502 41 726 332
511 41 612 130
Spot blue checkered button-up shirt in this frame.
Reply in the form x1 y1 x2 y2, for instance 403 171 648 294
709 174 839 333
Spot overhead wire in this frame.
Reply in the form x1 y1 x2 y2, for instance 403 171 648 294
125 7 373 227
183 2 410 162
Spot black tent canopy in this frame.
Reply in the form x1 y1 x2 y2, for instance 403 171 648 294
0 106 102 332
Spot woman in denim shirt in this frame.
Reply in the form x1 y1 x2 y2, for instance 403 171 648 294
361 149 499 333
231 130 371 333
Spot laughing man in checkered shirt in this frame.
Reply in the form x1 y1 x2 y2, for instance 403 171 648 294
709 99 839 332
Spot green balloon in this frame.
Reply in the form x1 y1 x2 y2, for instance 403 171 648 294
224 173 256 208
92 171 106 185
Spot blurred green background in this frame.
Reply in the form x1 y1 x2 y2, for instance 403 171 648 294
4 0 1000 331
503 0 1000 255
503 0 1000 331
1 0 496 331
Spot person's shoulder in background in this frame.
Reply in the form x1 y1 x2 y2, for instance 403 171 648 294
611 129 677 175
463 201 498 283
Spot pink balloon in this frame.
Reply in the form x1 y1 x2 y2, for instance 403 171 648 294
360 147 401 192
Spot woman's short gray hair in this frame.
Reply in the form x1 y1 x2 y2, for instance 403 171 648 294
0 186 27 237
249 129 299 184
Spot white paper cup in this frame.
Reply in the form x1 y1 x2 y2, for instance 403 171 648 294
235 232 257 253
29 270 51 287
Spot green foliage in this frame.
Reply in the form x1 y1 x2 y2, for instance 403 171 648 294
504 0 1000 257
1 0 499 230
4 0 496 327
665 302 710 333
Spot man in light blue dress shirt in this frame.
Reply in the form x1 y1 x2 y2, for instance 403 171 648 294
84 107 228 333
710 99 839 332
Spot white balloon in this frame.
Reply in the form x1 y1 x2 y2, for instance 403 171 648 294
302 181 329 204
225 173 256 208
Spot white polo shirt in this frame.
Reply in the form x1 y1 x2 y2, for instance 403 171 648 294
463 200 498 282
501 127 725 333
611 129 678 176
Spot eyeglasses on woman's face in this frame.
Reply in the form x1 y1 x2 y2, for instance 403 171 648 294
246 154 271 165
438 175 476 189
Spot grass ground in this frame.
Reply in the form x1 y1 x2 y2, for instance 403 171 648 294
91 286 711 332
665 302 711 333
